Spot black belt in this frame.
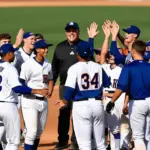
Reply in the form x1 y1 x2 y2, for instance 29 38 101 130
0 101 18 104
35 96 45 100
77 97 101 101
105 90 115 94
24 95 45 100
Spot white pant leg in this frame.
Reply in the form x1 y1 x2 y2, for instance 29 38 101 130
22 107 38 145
110 133 115 150
0 122 5 141
129 100 148 150
72 101 92 150
92 100 106 150
36 102 48 139
120 114 132 150
0 103 20 150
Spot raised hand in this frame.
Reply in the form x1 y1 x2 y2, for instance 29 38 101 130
104 20 112 28
87 22 99 38
13 28 24 48
102 25 111 38
111 21 120 37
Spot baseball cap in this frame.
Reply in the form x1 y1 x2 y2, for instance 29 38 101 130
94 49 101 55
122 25 140 36
65 22 79 30
76 41 92 58
0 44 15 54
146 40 150 47
34 40 53 49
23 32 35 39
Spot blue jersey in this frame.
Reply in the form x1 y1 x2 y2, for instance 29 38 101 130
64 61 111 101
110 41 150 64
117 60 150 100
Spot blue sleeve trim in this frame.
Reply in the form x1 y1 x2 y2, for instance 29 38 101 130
102 69 111 88
19 78 25 86
12 85 32 94
64 86 75 101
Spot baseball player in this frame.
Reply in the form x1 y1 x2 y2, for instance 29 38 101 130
20 40 53 150
13 32 36 74
0 30 25 150
0 43 49 150
100 22 127 150
106 40 150 150
56 41 111 150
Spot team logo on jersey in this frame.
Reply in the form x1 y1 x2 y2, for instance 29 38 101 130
43 74 49 83
70 51 75 55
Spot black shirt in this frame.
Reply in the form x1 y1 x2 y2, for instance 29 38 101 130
52 39 84 85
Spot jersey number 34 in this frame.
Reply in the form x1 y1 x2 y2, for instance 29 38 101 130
81 73 98 89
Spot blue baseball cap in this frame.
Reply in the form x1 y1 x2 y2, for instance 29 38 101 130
76 41 92 58
123 25 140 36
23 32 35 39
34 40 53 49
65 22 79 30
0 44 15 54
146 40 150 47
94 49 101 55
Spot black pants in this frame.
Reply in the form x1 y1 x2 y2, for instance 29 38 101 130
58 85 77 144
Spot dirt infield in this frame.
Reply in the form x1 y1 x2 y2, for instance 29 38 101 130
1 0 150 7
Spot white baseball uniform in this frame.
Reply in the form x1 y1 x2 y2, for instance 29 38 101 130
64 61 111 150
20 57 53 145
102 64 126 150
0 61 21 150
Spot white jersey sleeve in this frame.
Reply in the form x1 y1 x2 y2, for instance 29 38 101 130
20 62 30 82
8 65 21 88
65 66 77 89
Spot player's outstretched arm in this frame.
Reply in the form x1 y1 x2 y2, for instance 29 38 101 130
100 20 111 64
13 28 24 48
114 21 125 46
87 22 99 38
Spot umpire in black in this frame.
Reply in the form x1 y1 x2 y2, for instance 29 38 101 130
52 21 98 150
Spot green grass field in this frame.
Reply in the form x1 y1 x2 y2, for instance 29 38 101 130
0 6 150 61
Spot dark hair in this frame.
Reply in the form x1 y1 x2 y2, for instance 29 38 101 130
35 33 44 40
0 33 11 41
132 40 146 56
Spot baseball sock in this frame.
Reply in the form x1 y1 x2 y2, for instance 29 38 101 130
24 143 34 150
113 133 120 150
33 138 40 150
0 143 2 150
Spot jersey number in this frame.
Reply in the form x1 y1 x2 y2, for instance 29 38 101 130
81 73 98 89
112 79 118 88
